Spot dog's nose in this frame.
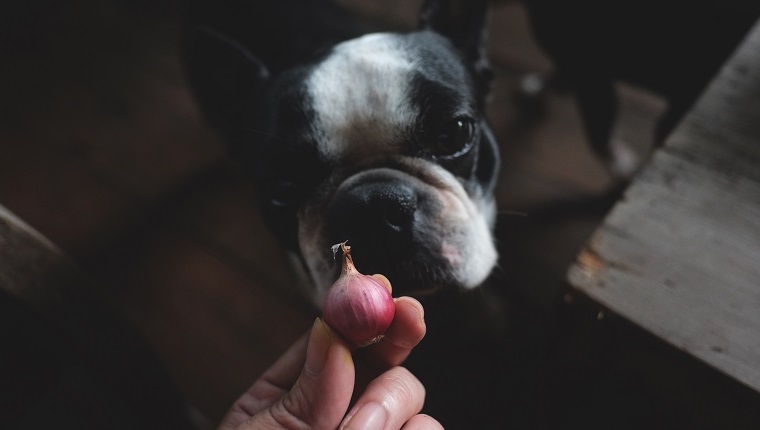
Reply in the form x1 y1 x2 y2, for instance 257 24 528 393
328 181 418 243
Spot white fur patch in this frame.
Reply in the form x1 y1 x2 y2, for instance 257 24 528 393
420 162 497 289
306 33 418 162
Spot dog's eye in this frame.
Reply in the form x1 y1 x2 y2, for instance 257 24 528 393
433 117 476 157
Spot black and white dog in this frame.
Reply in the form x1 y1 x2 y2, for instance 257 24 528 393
183 0 500 304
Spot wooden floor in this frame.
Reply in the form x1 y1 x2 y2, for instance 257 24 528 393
0 1 682 428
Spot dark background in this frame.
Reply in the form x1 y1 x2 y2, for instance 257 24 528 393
1 0 759 428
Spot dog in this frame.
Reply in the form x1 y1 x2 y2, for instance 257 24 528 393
182 0 500 305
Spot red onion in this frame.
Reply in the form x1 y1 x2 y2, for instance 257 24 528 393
322 242 395 347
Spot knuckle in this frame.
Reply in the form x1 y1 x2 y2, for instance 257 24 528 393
268 384 313 430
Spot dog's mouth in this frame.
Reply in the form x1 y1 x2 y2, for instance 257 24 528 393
325 242 453 297
313 165 489 297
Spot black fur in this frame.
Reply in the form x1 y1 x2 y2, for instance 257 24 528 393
182 0 500 297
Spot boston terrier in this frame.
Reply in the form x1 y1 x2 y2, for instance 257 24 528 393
183 0 500 305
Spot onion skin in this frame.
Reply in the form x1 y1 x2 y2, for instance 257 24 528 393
322 243 395 347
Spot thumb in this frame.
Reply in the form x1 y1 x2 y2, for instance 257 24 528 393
238 318 355 429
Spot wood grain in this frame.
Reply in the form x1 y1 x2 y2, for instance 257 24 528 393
567 20 760 393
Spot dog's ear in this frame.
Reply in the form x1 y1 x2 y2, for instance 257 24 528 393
183 26 269 133
418 0 491 82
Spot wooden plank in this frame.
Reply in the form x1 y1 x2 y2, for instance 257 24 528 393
0 204 80 312
567 19 760 393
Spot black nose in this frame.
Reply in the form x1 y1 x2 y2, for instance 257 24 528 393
327 180 417 245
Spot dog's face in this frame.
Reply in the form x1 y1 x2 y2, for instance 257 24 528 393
186 0 499 303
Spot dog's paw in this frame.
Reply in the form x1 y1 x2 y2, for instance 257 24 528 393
607 137 642 181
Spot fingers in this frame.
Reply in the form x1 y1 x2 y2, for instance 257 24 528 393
220 319 355 430
262 319 354 429
401 414 445 430
246 331 310 406
218 331 309 429
218 274 431 430
340 366 426 430
359 296 426 370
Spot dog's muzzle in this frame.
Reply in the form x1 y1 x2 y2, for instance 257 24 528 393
328 176 418 247
323 168 453 295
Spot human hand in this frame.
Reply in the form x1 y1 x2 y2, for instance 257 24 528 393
218 282 442 430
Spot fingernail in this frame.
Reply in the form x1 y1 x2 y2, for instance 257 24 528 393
304 318 332 374
342 402 388 430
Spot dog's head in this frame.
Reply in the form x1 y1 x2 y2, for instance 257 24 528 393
185 0 500 303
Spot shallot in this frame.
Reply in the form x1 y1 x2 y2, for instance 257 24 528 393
322 242 395 347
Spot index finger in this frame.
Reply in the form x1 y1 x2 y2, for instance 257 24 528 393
357 296 426 370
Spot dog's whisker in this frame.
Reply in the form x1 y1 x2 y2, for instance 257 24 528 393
490 263 507 278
